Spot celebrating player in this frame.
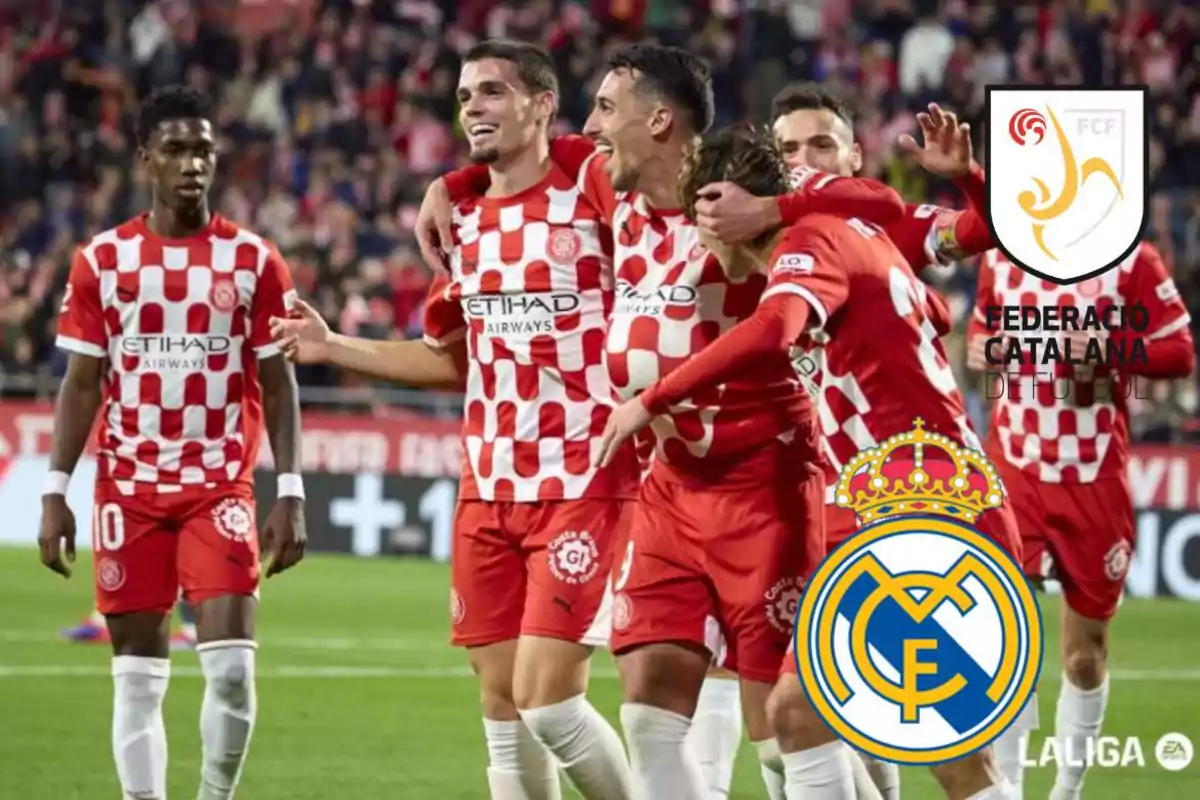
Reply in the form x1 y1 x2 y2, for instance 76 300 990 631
689 83 1001 800
37 86 306 800
273 40 638 800
596 125 1022 800
422 45 911 800
967 244 1194 799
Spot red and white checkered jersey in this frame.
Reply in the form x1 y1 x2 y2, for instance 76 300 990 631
604 192 815 479
55 214 296 496
970 244 1191 483
422 164 640 502
770 215 981 498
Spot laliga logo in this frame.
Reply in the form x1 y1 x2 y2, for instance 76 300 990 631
1008 108 1047 146
793 420 1043 765
985 87 1148 284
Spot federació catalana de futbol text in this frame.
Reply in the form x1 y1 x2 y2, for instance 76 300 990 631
981 304 1151 399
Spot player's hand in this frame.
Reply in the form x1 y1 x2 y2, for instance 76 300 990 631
693 182 781 244
594 397 653 469
416 177 454 274
270 299 331 365
261 496 306 578
38 494 77 578
898 103 973 179
966 334 991 371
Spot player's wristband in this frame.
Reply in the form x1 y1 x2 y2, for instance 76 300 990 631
277 473 305 500
42 471 70 497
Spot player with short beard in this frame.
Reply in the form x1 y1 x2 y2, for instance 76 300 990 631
273 40 637 800
598 124 1025 800
967 244 1193 800
421 45 909 800
38 85 307 800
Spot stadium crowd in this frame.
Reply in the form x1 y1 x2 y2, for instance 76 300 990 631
1 0 1198 437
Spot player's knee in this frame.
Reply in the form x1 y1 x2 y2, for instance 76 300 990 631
512 636 590 710
616 644 708 716
200 643 254 709
766 681 829 751
1062 644 1107 688
1062 619 1108 688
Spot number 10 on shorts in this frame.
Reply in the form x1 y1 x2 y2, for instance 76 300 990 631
94 503 126 551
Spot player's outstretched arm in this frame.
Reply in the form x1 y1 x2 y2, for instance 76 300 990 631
893 104 992 267
39 353 104 577
270 300 464 389
258 355 307 577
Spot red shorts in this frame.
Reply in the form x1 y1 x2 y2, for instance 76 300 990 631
609 452 826 684
450 498 629 648
999 458 1134 621
92 484 260 616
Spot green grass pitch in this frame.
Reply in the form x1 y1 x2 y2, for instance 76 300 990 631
1 549 1197 798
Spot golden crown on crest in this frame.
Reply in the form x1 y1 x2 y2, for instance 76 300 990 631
834 419 1005 525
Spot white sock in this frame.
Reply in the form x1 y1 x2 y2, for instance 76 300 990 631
1051 676 1108 799
753 738 786 800
782 741 856 800
966 779 1017 799
196 641 258 800
853 753 889 800
993 696 1038 797
686 677 742 799
483 717 562 800
620 702 708 800
520 694 632 799
112 655 170 800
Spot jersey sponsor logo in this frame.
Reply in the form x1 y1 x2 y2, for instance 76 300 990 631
461 292 582 338
208 277 240 313
118 335 233 371
774 253 814 275
986 87 1147 283
794 420 1042 765
612 281 698 316
764 576 804 634
212 498 254 543
547 228 583 265
547 530 600 584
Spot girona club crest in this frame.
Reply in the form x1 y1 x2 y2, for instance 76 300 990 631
209 277 240 313
547 228 583 265
985 86 1148 284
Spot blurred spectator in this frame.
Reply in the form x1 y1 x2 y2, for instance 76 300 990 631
0 0 1197 438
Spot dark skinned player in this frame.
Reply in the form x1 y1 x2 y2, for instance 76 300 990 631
37 85 306 800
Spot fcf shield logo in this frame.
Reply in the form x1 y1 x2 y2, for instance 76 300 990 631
985 87 1147 284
